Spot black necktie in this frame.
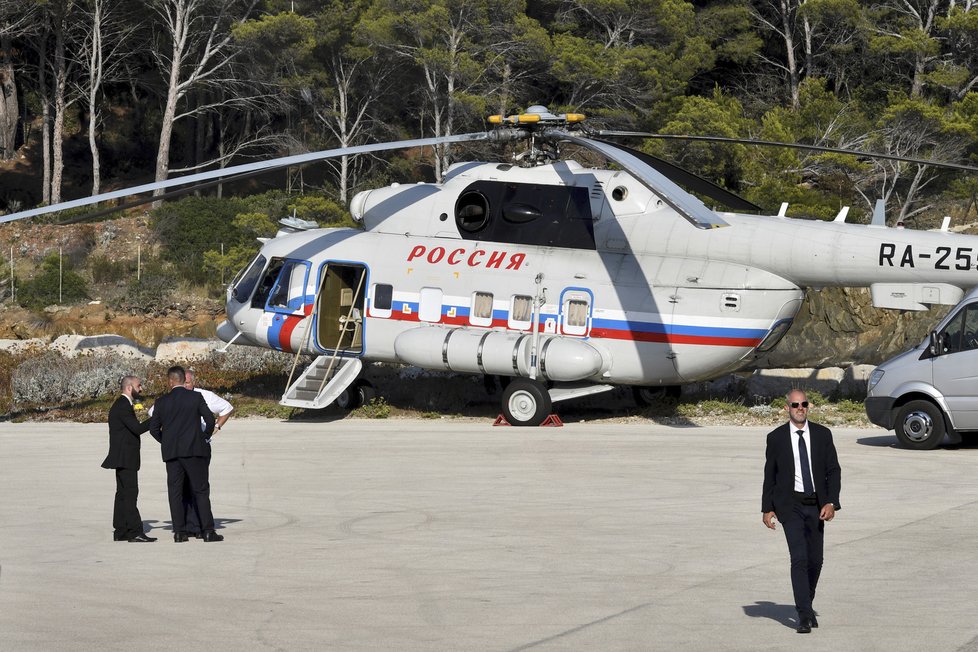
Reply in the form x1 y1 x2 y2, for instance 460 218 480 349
797 430 815 494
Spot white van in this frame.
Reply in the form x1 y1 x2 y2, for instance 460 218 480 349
866 286 978 449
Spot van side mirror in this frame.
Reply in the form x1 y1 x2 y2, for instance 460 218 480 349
928 330 940 357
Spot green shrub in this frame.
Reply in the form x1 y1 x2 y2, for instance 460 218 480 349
112 260 177 314
17 253 88 309
89 255 136 284
352 397 390 419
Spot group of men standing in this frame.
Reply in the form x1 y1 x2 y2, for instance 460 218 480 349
101 366 233 543
102 369 839 633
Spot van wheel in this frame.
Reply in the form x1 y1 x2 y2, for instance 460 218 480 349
336 379 375 411
895 400 946 450
502 378 552 426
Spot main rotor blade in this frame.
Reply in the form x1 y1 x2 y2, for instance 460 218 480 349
596 131 978 173
593 138 761 213
0 132 490 224
547 130 729 229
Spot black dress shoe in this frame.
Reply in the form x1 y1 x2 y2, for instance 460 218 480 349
113 533 128 541
202 531 224 542
796 618 813 634
173 532 189 543
128 533 156 542
811 615 819 628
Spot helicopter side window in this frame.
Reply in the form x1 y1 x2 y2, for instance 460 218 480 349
470 292 493 327
370 283 393 318
231 254 266 303
251 258 284 309
509 295 533 330
562 297 590 336
455 191 490 233
267 260 310 313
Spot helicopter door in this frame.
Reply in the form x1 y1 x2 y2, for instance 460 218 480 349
559 288 593 337
316 262 367 354
256 258 312 352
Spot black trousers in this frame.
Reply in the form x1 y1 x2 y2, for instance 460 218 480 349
165 457 215 534
112 468 143 537
780 501 825 619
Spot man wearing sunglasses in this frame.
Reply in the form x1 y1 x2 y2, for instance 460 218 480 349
762 389 842 634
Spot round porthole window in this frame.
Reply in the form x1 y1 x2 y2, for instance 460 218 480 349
455 191 490 232
611 186 628 201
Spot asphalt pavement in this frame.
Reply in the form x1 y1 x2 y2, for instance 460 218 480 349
2 418 978 651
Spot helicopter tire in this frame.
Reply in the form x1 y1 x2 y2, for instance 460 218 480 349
633 385 681 407
894 400 946 450
336 379 376 411
502 377 552 427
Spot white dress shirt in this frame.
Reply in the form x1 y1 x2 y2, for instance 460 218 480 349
790 422 815 493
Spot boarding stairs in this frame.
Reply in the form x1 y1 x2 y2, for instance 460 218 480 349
280 355 362 409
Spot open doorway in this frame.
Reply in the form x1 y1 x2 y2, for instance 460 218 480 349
317 263 367 354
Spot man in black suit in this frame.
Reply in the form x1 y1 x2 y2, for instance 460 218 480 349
762 389 841 634
149 366 223 543
101 375 156 542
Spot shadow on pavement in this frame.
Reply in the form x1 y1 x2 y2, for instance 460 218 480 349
742 601 797 629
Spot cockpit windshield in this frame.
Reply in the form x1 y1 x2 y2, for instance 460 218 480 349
230 254 266 303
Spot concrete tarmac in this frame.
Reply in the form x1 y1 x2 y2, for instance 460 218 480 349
2 419 978 651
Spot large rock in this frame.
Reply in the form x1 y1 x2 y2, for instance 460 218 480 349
841 364 876 399
746 367 846 400
50 334 153 361
752 287 948 369
155 337 223 364
0 338 47 354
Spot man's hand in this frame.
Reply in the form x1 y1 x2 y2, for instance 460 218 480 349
820 504 836 521
763 511 777 530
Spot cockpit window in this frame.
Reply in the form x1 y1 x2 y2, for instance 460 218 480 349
251 258 284 309
267 260 311 313
230 254 266 303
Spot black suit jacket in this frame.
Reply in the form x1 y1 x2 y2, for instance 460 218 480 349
762 421 842 516
101 395 151 471
149 386 215 462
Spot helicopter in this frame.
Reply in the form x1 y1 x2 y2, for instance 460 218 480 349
5 105 978 425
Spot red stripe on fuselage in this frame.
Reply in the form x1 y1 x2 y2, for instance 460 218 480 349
589 328 760 347
277 304 314 352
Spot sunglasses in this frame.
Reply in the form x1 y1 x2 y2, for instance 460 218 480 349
789 401 810 408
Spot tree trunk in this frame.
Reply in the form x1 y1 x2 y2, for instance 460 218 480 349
87 0 104 195
38 31 51 206
154 32 183 203
0 34 19 160
51 18 68 205
780 0 800 109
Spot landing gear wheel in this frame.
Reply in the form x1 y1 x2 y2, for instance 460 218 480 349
894 400 946 450
633 385 681 407
502 378 552 426
336 379 376 411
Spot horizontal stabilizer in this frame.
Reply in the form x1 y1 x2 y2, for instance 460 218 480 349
870 283 964 311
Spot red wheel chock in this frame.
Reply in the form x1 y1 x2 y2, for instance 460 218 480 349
492 414 563 427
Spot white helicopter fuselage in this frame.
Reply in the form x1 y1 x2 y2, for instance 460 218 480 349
218 159 978 391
